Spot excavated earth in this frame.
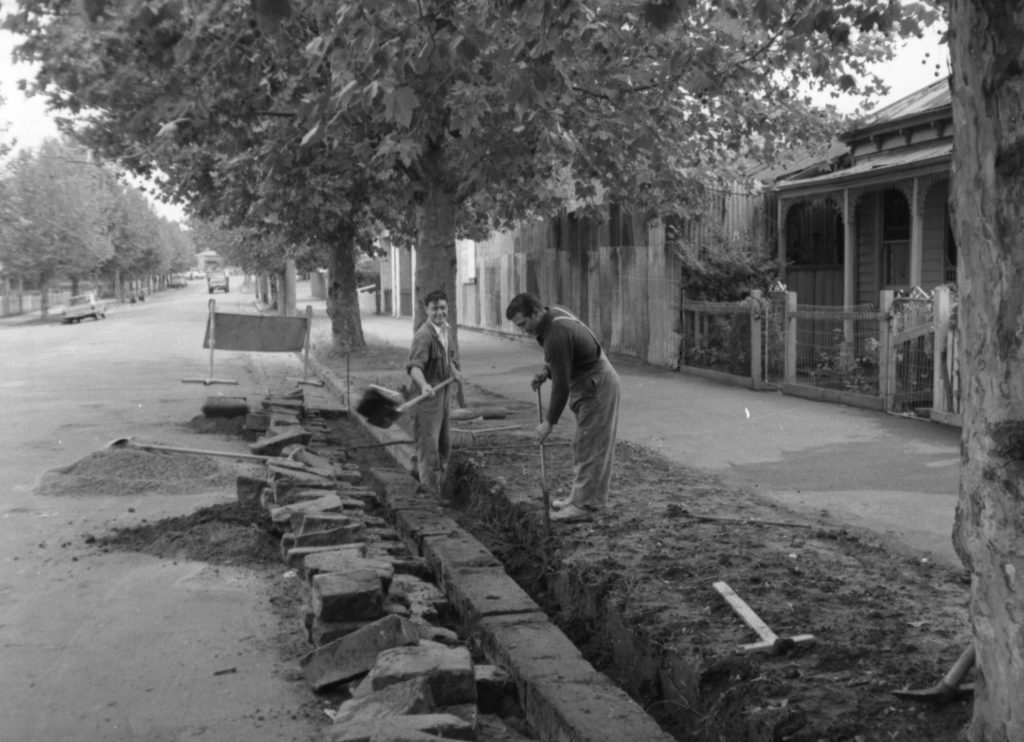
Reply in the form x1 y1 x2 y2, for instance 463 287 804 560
52 339 974 742
325 343 974 742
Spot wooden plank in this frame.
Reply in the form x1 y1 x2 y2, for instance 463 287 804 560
713 581 777 643
891 325 932 345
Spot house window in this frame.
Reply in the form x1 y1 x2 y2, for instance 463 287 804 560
881 189 910 288
785 199 843 266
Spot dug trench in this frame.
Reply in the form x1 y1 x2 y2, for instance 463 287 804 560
410 385 974 741
55 396 974 741
302 336 973 742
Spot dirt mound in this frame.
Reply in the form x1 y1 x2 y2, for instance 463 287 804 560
187 414 247 435
35 447 236 497
445 432 973 742
91 500 281 566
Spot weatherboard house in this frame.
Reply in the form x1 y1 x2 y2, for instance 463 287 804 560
773 77 955 308
374 77 959 417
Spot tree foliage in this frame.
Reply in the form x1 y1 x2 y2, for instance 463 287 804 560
0 139 112 293
0 138 193 308
5 0 939 337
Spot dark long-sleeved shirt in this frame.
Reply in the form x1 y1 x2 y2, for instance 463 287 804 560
535 306 602 425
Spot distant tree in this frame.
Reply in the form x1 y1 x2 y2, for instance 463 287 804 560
0 139 112 313
5 0 390 349
100 182 164 297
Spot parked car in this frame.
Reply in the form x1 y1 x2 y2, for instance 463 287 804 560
168 273 188 288
62 294 105 323
207 271 230 293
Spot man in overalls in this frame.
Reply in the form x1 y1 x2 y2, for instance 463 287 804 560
407 289 460 496
505 293 621 522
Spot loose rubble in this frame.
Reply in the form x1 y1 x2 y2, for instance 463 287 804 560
239 385 533 741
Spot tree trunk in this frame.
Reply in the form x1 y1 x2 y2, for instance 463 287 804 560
415 147 464 406
325 224 366 351
39 272 50 318
281 259 297 316
949 3 1024 739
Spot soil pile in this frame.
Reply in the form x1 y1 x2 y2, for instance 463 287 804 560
92 500 281 566
317 346 974 741
445 430 973 742
35 447 236 497
187 413 247 435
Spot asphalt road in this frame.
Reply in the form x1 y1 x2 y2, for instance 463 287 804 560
0 281 321 742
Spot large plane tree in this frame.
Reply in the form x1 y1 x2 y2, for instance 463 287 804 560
949 1 1024 739
6 0 937 351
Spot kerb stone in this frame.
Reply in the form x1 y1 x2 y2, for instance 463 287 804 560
363 645 476 707
235 473 266 505
392 509 460 552
330 676 435 726
440 566 541 622
325 713 475 742
473 613 676 742
302 552 396 588
284 543 366 570
312 571 386 622
250 427 312 454
269 494 346 531
298 614 419 692
420 529 502 576
280 523 366 560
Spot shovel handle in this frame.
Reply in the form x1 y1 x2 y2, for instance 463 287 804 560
396 377 455 413
536 388 550 532
116 439 273 462
940 644 976 688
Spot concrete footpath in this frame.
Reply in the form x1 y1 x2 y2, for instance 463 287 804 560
337 309 962 570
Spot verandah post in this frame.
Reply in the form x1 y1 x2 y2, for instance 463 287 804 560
879 290 895 410
784 291 797 384
932 285 952 414
750 290 763 388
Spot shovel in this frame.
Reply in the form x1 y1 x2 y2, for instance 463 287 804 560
356 377 455 429
536 387 551 535
106 437 288 463
892 644 975 705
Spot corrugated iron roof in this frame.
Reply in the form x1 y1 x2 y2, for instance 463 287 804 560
858 77 951 127
776 139 951 191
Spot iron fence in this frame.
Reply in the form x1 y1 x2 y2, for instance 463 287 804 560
794 304 883 395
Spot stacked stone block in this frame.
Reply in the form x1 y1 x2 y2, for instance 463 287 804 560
238 388 525 742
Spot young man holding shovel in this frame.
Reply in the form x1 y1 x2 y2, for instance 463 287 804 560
505 293 620 522
407 290 461 496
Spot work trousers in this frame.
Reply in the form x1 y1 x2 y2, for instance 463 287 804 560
567 356 620 510
412 384 452 495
